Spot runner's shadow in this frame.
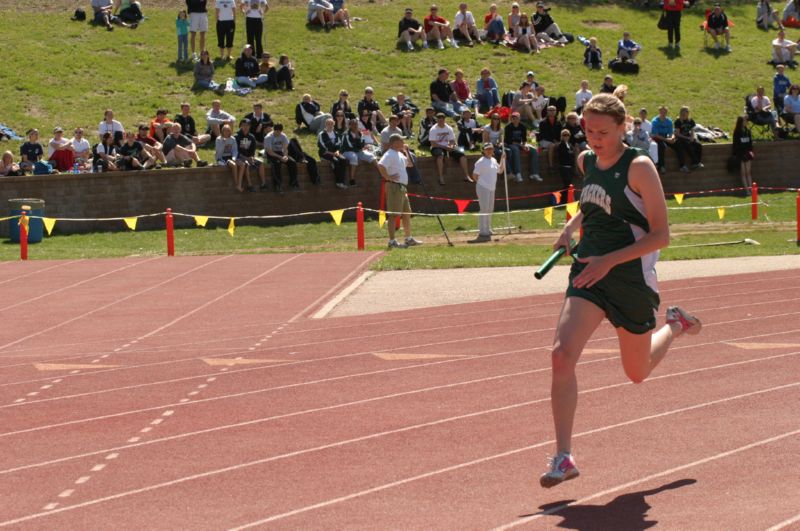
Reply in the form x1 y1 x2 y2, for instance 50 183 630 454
526 478 697 530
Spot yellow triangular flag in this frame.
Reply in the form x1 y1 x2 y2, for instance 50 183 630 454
378 210 386 228
543 207 553 227
194 215 208 227
18 214 29 232
674 193 684 205
43 217 56 236
123 217 137 231
329 209 344 226
717 207 725 220
227 217 235 237
566 201 579 217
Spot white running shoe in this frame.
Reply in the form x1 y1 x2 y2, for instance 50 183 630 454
437 40 445 50
388 239 408 249
405 236 423 246
540 452 580 488
406 40 414 51
450 39 459 48
530 174 543 182
666 306 702 336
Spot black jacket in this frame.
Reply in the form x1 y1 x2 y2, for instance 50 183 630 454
295 101 321 126
317 130 342 156
235 55 261 78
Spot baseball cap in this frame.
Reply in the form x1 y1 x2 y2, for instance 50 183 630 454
435 112 446 118
482 142 495 150
53 126 63 133
526 71 535 77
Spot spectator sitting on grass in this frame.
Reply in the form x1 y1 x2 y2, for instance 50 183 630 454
135 124 168 165
582 36 602 69
398 8 427 51
99 109 124 147
617 31 641 61
94 132 119 172
358 87 388 130
0 151 23 177
599 74 616 94
532 2 566 44
47 127 75 172
476 68 500 110
19 129 44 173
162 123 208 167
757 0 782 30
453 3 480 47
307 0 334 29
295 93 331 134
772 29 798 65
451 70 476 109
174 103 211 147
119 131 157 171
424 5 458 49
483 4 505 44
430 69 466 117
392 93 417 137
216 124 242 190
707 3 732 52
783 0 800 27
92 0 136 31
274 54 295 91
244 102 273 143
429 112 471 185
70 127 92 168
331 0 352 29
236 119 266 190
113 0 143 24
206 99 236 140
194 51 226 95
258 52 276 86
235 44 270 88
149 109 172 142
341 118 377 186
457 109 483 151
331 89 354 120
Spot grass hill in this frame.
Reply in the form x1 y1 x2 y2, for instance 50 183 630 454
0 1 795 156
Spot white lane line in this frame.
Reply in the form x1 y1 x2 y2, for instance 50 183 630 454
492 427 800 530
12 399 24 404
197 384 207 389
6 330 798 438
56 490 74 499
150 419 163 426
0 256 230 353
127 437 140 443
3 352 798 478
140 427 152 434
4 380 796 528
41 503 58 511
25 392 38 397
69 371 79 375
162 410 174 417
39 385 51 390
74 476 90 485
52 379 62 384
91 464 106 472
105 453 119 460
0 261 84 287
187 391 199 396
312 271 374 320
206 378 216 383
179 398 190 403
766 513 800 531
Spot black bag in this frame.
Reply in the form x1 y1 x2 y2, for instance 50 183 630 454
609 58 640 74
71 8 86 21
561 32 574 44
657 10 669 30
501 91 515 108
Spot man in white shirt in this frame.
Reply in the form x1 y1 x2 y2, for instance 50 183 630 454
206 99 237 140
453 3 480 46
574 79 592 114
772 30 798 65
471 143 505 242
98 109 125 146
428 113 471 185
70 128 92 165
377 134 423 249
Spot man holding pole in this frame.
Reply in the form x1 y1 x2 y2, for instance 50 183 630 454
377 134 423 249
470 142 505 243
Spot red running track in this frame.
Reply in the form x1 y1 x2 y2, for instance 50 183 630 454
0 254 799 530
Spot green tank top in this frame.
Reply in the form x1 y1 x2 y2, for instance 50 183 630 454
578 147 659 291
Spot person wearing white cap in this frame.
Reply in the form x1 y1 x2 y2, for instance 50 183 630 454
470 142 505 242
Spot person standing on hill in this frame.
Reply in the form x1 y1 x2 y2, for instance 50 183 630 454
242 0 267 57
187 0 209 60
663 0 685 50
215 0 237 61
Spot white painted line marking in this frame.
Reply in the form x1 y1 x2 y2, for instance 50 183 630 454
187 391 199 396
150 419 163 426
69 370 79 374
179 398 190 403
13 399 25 403
57 490 74 498
52 379 62 383
248 347 256 351
75 476 90 485
113 348 122 352
100 355 109 359
197 384 207 389
162 410 174 417
105 453 118 460
39 385 52 390
206 378 216 383
26 392 38 397
42 503 58 511
220 368 229 372
766 513 800 531
254 343 262 347
127 437 140 443
312 270 374 319
140 427 152 434
122 344 130 348
91 464 106 472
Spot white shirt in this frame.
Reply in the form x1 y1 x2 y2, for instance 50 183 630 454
428 123 456 147
71 137 91 154
454 10 475 27
245 0 267 17
47 137 71 158
378 149 409 185
216 0 237 21
640 118 653 135
98 120 124 138
575 89 593 110
751 95 772 111
473 156 500 191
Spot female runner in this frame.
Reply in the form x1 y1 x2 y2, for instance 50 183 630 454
540 93 702 488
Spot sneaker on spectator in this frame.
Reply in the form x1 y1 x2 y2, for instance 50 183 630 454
450 39 459 48
405 236 423 246
725 45 731 52
388 239 408 249
515 173 523 183
423 41 429 49
182 159 193 168
666 306 702 336
530 174 543 182
679 165 690 173
335 182 347 189
675 43 681 49
692 162 705 169
260 183 269 191
406 40 414 51
540 452 580 489
275 184 284 194
437 40 445 50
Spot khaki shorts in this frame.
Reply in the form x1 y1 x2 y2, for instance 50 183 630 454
189 12 208 32
386 182 411 215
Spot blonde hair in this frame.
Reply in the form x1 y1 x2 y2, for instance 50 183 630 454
582 93 627 125
612 84 628 100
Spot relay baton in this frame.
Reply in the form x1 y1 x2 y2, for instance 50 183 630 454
534 240 576 280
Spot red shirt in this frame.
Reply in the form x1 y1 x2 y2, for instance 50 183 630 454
149 117 170 138
663 0 684 11
424 15 446 34
451 79 470 101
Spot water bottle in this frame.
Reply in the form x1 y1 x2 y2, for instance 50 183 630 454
73 162 79 174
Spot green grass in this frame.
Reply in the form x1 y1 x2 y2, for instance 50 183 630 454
0 1 796 156
3 193 797 266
